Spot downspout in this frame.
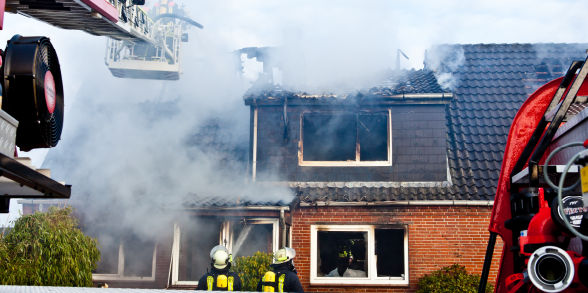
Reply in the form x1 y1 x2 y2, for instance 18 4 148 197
249 106 257 182
252 107 258 182
280 207 286 248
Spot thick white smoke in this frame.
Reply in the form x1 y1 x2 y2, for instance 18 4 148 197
1 0 588 235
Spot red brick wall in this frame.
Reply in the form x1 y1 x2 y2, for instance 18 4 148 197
291 205 503 293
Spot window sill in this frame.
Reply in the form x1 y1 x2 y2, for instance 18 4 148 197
92 274 155 282
310 278 408 286
298 161 392 167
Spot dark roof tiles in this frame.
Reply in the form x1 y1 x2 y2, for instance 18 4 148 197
435 43 588 202
234 43 588 206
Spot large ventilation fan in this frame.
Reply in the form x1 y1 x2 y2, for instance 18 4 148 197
1 35 64 151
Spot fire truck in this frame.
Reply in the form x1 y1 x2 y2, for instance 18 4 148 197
478 57 588 292
0 0 201 213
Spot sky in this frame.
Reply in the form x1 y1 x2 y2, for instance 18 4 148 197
1 0 588 229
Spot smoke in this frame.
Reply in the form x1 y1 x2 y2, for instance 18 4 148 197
43 35 294 240
425 46 465 90
0 9 289 239
2 0 588 236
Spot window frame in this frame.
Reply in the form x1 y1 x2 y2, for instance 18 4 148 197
298 109 392 167
170 218 280 286
92 240 157 282
310 224 409 285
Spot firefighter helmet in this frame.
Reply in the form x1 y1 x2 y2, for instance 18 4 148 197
274 247 296 264
210 245 231 269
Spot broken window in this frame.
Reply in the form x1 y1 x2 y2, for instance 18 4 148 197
177 217 223 282
123 236 156 277
317 231 368 277
92 231 158 281
301 110 390 166
171 217 278 286
231 222 274 258
311 225 408 285
375 228 404 277
94 233 119 274
303 113 356 161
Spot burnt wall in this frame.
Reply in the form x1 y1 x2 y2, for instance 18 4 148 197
255 104 448 182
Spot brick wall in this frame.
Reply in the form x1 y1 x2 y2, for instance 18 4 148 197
291 205 503 293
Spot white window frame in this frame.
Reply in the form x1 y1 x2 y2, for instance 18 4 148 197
310 224 408 285
93 241 157 282
171 218 280 286
298 109 392 167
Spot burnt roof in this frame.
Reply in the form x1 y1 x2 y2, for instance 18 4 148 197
244 69 450 104
181 193 290 208
369 69 449 96
295 43 588 204
192 43 588 207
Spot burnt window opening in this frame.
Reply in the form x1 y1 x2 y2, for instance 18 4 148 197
311 225 408 285
171 218 278 285
123 236 156 277
359 114 388 161
375 228 404 277
94 233 119 274
317 231 368 277
178 217 222 282
301 111 390 165
231 223 274 258
92 231 157 279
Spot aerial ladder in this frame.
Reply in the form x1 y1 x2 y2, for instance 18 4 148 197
4 0 202 80
478 57 588 292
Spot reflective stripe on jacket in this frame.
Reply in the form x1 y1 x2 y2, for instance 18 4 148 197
206 274 234 291
260 271 286 292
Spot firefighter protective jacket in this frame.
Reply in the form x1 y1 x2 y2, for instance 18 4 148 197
256 262 304 292
196 267 242 291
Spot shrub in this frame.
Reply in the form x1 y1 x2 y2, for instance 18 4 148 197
232 251 273 291
416 264 493 293
0 207 100 286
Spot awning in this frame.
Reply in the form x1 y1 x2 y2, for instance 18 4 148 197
0 153 71 213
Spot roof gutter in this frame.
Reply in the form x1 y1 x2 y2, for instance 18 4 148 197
385 93 453 99
299 200 493 207
183 205 290 211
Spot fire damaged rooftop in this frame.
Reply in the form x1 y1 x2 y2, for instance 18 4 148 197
244 68 451 104
40 43 588 211
243 43 588 205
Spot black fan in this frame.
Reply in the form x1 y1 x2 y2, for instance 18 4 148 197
1 35 64 151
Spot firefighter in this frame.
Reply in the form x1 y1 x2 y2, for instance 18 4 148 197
257 247 304 292
326 249 366 277
196 245 242 291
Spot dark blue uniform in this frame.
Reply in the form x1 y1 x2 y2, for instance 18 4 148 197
196 267 242 291
257 262 304 292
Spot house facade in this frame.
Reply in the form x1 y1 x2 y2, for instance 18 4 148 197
244 69 502 292
19 43 588 292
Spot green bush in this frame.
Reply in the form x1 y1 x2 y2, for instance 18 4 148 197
232 251 273 291
416 264 493 293
0 207 100 286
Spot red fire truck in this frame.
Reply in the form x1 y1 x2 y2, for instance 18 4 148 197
479 58 588 292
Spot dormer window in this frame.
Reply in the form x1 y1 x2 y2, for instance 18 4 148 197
299 109 391 167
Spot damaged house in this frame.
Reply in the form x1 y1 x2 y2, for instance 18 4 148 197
18 43 588 292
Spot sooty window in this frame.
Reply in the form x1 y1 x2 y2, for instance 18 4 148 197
300 110 391 166
92 232 157 281
310 225 408 285
171 217 279 286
